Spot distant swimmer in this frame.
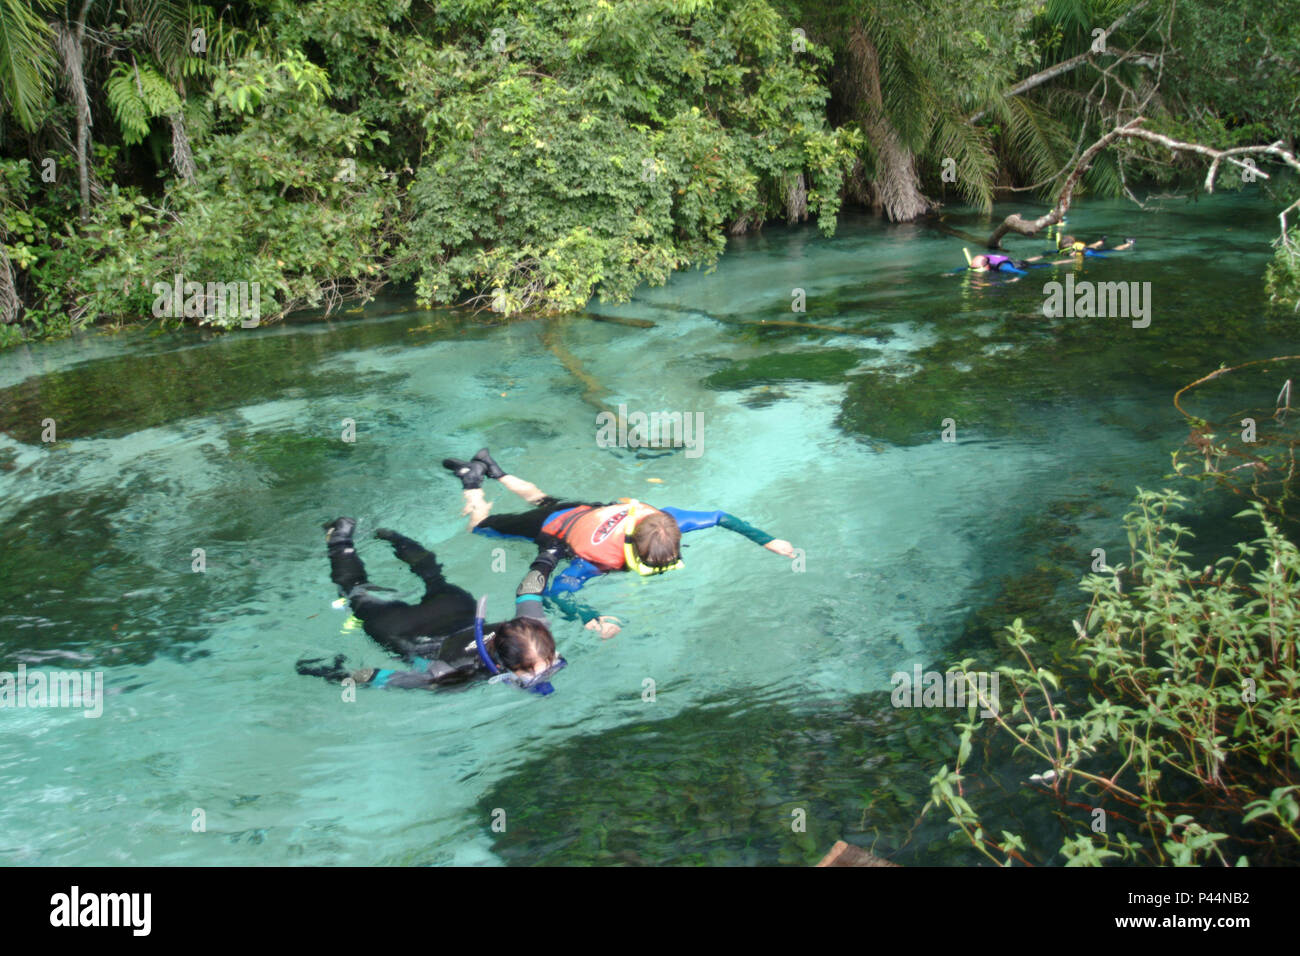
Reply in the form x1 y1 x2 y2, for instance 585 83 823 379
1050 234 1135 258
956 235 1135 277
296 518 567 695
962 250 1033 276
441 448 796 640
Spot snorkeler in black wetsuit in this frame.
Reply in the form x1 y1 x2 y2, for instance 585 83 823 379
296 518 566 693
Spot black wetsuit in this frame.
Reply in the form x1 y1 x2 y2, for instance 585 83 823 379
298 529 555 689
475 495 601 543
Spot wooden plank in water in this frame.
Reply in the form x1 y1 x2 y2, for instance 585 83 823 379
816 840 900 867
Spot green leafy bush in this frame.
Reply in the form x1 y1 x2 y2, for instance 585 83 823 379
392 0 857 314
929 488 1300 866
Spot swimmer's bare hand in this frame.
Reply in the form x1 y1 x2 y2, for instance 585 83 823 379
585 616 622 640
764 539 796 558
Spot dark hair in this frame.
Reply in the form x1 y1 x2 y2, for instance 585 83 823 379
1058 234 1076 249
632 512 682 568
495 617 556 671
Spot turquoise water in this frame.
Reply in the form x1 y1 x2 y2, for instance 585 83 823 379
0 192 1293 865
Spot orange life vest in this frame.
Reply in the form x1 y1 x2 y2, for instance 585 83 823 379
541 500 663 571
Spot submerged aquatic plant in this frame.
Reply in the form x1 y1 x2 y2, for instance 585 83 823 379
1171 355 1300 525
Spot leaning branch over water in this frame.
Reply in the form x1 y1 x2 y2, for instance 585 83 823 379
985 119 1141 247
986 119 1300 249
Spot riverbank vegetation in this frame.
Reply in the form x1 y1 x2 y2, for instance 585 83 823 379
1 0 1297 346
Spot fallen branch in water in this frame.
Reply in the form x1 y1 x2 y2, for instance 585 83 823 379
710 315 882 337
986 119 1142 248
540 318 613 413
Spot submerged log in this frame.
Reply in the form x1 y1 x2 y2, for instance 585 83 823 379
816 840 900 867
586 314 656 329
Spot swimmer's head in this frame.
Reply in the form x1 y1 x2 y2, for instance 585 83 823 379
496 617 558 677
1059 234 1086 252
630 512 682 573
969 254 990 271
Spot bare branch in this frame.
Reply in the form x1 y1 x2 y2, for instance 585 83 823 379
986 118 1143 247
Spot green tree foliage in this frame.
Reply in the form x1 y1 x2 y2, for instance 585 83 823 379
325 0 859 314
2 0 858 335
17 48 398 332
105 60 182 144
1265 226 1300 311
1161 0 1300 147
1 0 1297 339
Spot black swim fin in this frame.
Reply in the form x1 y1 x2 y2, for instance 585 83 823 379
472 447 506 480
323 517 356 546
442 456 486 489
296 654 351 682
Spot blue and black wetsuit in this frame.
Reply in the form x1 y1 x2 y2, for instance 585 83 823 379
475 496 774 625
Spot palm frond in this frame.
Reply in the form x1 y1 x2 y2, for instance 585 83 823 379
126 0 191 77
930 111 996 212
0 0 58 131
1004 97 1076 193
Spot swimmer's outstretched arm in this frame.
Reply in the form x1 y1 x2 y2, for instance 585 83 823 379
520 543 619 638
544 556 620 638
660 507 797 558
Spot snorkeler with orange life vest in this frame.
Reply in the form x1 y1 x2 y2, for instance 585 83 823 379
442 448 796 640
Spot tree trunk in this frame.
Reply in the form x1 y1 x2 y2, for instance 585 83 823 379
785 172 808 224
845 22 932 222
168 110 196 183
0 246 20 325
55 4 94 221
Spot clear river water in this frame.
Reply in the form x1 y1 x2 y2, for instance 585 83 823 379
0 191 1294 865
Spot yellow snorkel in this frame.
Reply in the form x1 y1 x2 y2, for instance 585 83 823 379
622 500 684 576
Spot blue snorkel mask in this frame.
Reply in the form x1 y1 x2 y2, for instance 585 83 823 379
489 658 568 695
473 596 567 696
